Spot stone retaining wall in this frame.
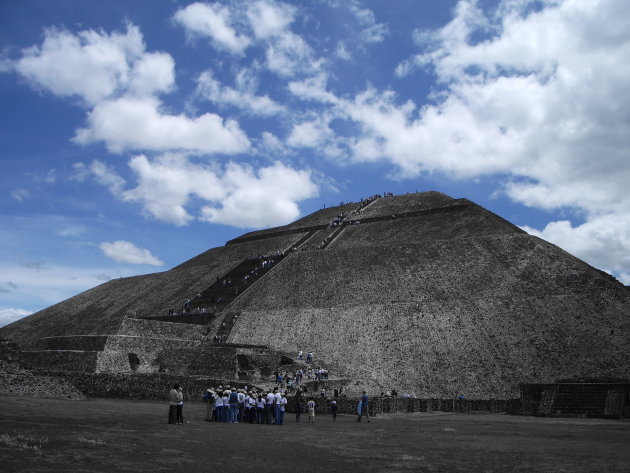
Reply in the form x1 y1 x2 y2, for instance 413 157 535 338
22 350 99 372
44 372 250 401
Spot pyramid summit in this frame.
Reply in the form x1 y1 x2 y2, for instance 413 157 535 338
1 191 628 398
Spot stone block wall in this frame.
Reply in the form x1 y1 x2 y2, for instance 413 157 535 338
21 350 99 373
45 372 250 401
520 383 629 418
0 373 85 400
157 346 238 378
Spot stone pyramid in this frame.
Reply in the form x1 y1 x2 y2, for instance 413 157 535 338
1 191 628 398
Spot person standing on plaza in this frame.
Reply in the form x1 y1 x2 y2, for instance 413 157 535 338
307 398 316 422
357 390 370 422
331 400 338 422
277 393 287 425
168 384 179 424
176 385 184 425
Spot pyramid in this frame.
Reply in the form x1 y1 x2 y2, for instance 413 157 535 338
1 191 628 398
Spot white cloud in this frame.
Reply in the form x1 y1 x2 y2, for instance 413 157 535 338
173 2 251 54
196 70 285 116
348 2 389 44
99 240 164 266
247 0 296 40
91 153 318 228
10 189 30 201
246 0 319 77
12 24 155 105
199 161 318 228
73 96 250 154
83 160 126 195
0 308 33 327
121 153 224 226
10 22 248 156
287 119 332 149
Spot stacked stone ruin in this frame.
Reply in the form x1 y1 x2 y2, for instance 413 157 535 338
1 191 628 405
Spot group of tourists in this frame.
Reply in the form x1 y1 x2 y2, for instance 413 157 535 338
168 385 370 426
200 386 311 425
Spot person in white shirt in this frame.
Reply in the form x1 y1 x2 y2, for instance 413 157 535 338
273 389 282 423
265 391 275 424
307 399 316 422
256 394 265 424
276 393 288 425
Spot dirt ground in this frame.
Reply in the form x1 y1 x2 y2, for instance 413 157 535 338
0 396 628 473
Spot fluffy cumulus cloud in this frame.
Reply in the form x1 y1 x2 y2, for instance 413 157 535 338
9 22 250 155
73 96 250 154
12 24 167 105
285 0 630 279
199 161 318 228
0 308 33 327
80 154 318 228
99 240 164 266
173 2 251 54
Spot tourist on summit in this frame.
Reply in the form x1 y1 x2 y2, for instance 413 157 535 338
357 391 370 422
330 400 338 422
307 399 316 422
176 385 184 425
168 384 179 424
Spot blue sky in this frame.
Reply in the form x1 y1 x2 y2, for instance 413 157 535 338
1 0 629 326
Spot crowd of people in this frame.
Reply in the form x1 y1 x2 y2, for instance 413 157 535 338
169 384 370 425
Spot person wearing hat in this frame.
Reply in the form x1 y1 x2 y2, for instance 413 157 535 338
277 392 287 425
330 400 338 422
203 389 213 421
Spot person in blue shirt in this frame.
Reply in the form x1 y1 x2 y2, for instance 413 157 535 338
357 391 370 422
